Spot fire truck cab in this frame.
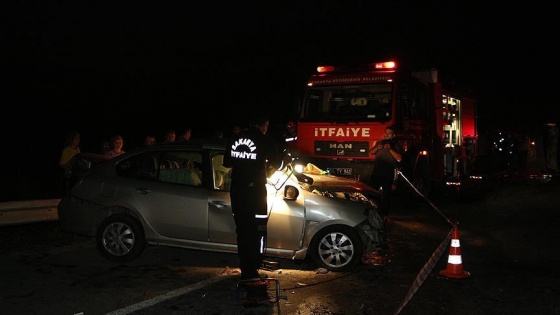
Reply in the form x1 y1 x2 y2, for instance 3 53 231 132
290 61 479 197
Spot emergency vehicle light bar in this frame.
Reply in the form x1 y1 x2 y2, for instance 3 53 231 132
316 66 336 73
316 61 397 73
373 61 396 70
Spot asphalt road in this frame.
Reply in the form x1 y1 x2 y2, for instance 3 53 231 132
1 172 559 315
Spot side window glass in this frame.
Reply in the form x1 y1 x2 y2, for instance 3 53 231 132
212 153 231 191
157 151 203 187
116 152 158 181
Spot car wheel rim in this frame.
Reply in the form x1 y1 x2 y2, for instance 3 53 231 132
318 232 354 268
102 222 135 257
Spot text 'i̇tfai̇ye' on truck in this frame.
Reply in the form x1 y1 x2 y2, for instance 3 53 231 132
287 60 480 198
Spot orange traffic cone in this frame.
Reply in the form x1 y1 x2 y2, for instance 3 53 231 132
440 226 470 278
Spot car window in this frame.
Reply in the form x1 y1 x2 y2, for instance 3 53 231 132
212 153 231 191
116 152 159 181
158 151 202 186
116 150 203 187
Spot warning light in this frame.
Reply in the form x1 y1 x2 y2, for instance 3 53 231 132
316 61 396 73
317 66 335 73
373 61 396 69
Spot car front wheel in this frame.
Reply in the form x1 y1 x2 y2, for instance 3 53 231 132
96 215 146 263
309 225 363 272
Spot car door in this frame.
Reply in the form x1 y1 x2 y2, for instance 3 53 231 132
118 150 209 241
264 175 306 251
207 152 237 244
207 152 306 251
207 189 236 244
206 184 306 251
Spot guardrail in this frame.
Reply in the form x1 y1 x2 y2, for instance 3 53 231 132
0 199 61 226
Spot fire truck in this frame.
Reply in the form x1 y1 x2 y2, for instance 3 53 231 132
289 61 479 196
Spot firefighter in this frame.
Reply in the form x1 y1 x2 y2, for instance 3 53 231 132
223 111 283 280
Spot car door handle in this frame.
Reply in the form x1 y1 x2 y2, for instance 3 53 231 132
212 201 229 208
136 188 152 194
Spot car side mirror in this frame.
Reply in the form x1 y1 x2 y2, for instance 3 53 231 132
283 185 299 200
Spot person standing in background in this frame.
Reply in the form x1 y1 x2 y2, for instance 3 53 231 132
231 124 242 137
369 125 403 217
177 128 192 142
59 131 81 195
163 129 176 143
59 131 81 169
212 129 224 139
104 135 125 158
144 134 156 146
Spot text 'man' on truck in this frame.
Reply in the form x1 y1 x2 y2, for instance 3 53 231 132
289 61 479 196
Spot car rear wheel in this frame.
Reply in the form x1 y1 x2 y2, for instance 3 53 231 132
96 215 146 263
309 225 363 272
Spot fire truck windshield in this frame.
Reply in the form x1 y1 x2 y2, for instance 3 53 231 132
301 84 393 122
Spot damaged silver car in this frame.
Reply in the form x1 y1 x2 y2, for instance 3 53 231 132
57 139 385 272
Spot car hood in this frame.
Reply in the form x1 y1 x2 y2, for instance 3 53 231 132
302 173 380 196
296 173 381 208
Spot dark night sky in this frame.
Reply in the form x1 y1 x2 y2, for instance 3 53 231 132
1 2 555 174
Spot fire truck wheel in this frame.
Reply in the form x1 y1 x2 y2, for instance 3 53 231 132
309 225 363 272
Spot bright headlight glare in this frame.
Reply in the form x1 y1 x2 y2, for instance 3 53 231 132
294 164 305 174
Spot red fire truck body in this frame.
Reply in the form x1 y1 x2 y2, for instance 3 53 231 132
290 61 478 195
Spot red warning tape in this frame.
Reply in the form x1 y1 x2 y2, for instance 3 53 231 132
393 228 453 315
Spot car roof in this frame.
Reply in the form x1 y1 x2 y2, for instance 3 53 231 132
128 138 229 154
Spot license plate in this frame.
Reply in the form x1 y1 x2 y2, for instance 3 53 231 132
328 168 352 176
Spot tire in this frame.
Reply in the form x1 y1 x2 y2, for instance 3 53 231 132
309 225 363 272
96 215 146 263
